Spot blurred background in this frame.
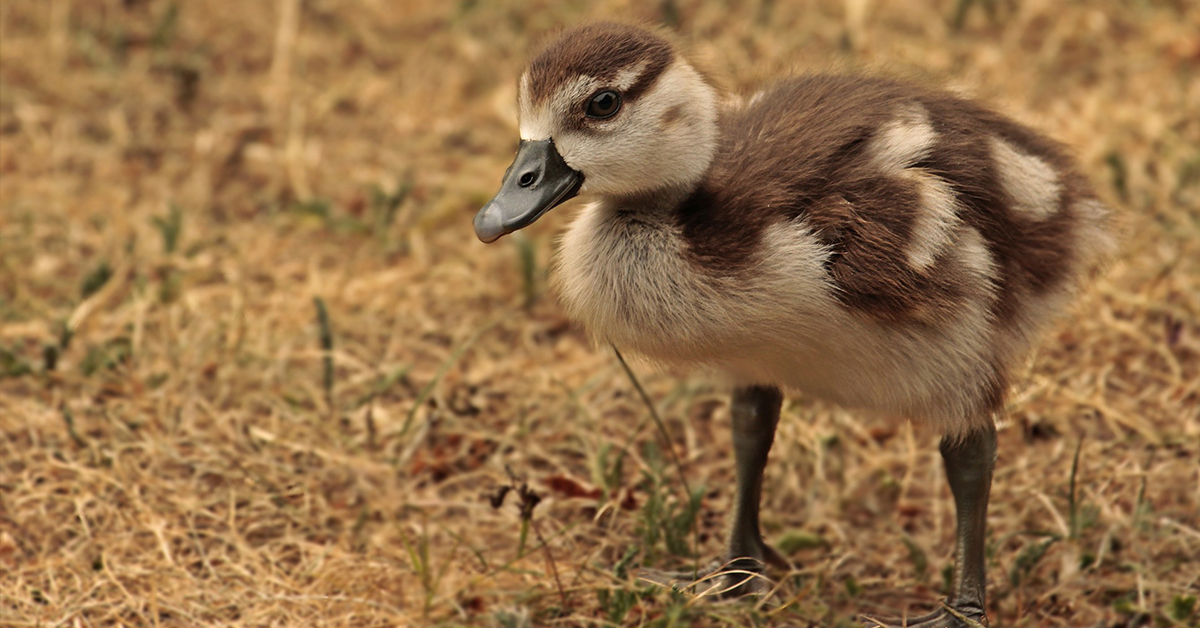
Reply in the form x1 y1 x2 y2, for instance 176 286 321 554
1 1 1197 626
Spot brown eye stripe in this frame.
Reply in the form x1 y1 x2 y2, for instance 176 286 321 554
526 22 674 106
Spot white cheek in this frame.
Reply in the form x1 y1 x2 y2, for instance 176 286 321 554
553 132 605 177
558 64 719 196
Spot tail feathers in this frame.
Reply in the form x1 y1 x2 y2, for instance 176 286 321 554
1074 198 1119 280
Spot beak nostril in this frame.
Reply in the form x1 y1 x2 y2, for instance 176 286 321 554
518 171 537 188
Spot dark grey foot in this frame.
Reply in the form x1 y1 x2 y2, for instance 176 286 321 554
861 603 989 627
862 425 995 627
637 385 792 600
637 556 776 598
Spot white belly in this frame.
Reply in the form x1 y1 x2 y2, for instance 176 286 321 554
552 202 1002 433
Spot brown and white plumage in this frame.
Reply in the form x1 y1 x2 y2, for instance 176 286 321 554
474 22 1114 627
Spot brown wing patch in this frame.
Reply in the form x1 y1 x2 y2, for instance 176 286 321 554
676 73 1098 326
676 75 904 274
677 75 978 322
910 93 1092 323
812 186 974 324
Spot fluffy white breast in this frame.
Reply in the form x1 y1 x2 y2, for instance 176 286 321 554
553 200 1006 434
552 201 740 362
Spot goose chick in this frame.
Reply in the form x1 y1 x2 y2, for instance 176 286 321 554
473 22 1115 628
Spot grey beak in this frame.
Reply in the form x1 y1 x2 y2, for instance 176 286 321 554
473 139 584 243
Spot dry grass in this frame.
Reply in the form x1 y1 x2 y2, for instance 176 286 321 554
1 1 1198 626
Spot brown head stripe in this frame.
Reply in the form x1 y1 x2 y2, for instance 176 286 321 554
526 22 675 106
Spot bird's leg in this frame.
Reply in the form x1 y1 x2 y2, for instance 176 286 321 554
862 422 996 628
940 424 996 621
639 385 786 597
727 385 788 572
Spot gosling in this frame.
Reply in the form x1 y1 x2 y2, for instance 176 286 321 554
473 22 1114 628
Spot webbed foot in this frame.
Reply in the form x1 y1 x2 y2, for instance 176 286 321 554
637 556 776 598
861 602 989 627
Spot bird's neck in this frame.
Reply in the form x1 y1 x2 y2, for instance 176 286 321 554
598 183 695 219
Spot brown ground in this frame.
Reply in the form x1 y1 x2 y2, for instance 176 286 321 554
1 1 1198 626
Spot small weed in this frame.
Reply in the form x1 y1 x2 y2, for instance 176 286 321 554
398 513 475 618
595 441 626 500
1106 152 1129 201
80 262 112 299
42 343 58 371
168 63 200 110
437 522 490 571
636 471 667 554
370 182 410 235
1178 152 1200 193
755 0 777 25
613 347 699 562
636 465 703 560
1067 438 1083 539
151 203 183 254
151 3 180 50
313 297 334 412
844 575 863 597
1166 594 1196 623
293 198 332 220
353 364 411 409
397 515 436 616
0 346 33 378
61 406 88 448
596 587 639 624
158 268 182 303
1132 453 1155 531
515 233 538 309
1008 536 1057 587
454 0 480 20
613 544 639 580
488 467 568 609
492 608 531 628
902 534 928 581
951 0 975 30
659 0 681 28
776 530 827 554
645 590 702 628
668 486 703 558
1111 592 1145 618
57 321 74 352
81 336 132 376
292 198 377 235
951 0 999 30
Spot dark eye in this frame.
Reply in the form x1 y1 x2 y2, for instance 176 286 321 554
586 90 621 118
